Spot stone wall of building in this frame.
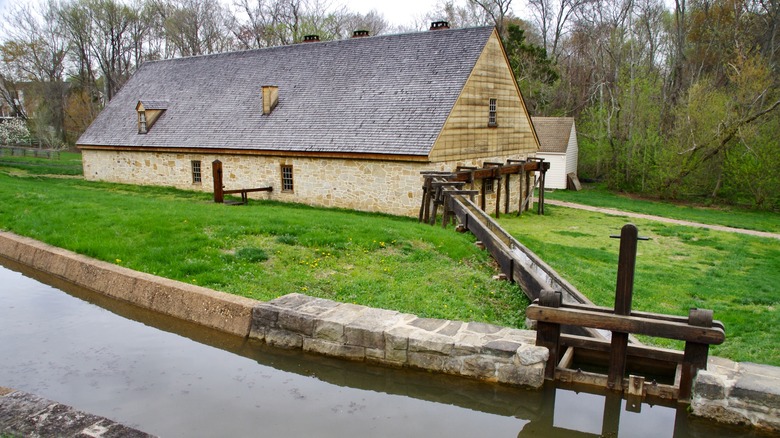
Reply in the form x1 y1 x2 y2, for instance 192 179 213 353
82 149 530 217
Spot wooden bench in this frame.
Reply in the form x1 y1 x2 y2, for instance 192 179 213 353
220 187 273 205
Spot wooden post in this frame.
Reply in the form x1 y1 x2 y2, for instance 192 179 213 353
608 224 639 391
518 167 524 215
504 173 511 214
495 176 501 218
212 160 224 203
419 177 431 223
536 290 563 380
679 308 714 401
537 163 548 215
480 178 487 211
525 169 531 212
601 390 623 437
430 185 442 226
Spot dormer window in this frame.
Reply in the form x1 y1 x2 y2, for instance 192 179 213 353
136 100 168 134
138 111 148 134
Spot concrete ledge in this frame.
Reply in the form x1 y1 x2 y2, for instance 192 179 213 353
0 387 156 437
250 293 548 388
0 231 255 337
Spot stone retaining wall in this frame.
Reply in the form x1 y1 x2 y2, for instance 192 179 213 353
250 293 547 387
0 231 256 337
0 387 156 437
693 357 780 431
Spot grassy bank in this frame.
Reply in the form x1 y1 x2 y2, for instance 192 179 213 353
0 170 525 328
545 184 780 233
498 207 779 365
0 151 83 176
1 156 777 365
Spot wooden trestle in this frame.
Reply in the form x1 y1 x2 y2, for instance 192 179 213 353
419 168 725 403
418 158 550 226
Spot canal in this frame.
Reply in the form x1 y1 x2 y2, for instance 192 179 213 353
0 259 764 437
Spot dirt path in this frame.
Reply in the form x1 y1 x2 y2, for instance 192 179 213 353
545 199 780 240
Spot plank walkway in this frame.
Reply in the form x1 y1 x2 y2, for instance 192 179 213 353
545 199 780 240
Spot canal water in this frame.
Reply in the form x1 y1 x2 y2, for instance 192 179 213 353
0 259 764 437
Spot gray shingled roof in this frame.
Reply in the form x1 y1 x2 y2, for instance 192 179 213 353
531 117 575 153
138 100 169 110
77 27 496 157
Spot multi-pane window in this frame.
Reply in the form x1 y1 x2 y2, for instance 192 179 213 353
138 111 148 133
281 164 294 192
488 98 497 127
191 160 202 184
484 178 494 193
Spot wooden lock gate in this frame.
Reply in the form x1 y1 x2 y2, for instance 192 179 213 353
526 224 725 402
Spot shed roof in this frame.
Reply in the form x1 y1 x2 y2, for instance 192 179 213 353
77 26 496 158
531 117 575 153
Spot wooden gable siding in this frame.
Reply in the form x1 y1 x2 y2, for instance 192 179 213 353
135 102 165 131
428 30 538 162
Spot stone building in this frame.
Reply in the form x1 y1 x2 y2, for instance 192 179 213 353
77 25 540 216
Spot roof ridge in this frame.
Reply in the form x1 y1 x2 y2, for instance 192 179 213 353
139 26 495 68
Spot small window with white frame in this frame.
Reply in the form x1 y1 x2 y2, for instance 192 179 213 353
138 111 148 134
281 164 294 192
191 160 202 184
488 98 497 127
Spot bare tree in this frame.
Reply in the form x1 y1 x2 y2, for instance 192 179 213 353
469 0 513 35
421 0 492 29
2 1 68 145
233 0 364 47
527 0 591 60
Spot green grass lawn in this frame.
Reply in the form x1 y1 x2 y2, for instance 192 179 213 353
545 184 780 233
1 158 777 366
498 206 779 365
0 170 525 328
0 151 84 176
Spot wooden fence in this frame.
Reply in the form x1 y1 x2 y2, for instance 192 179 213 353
0 145 59 159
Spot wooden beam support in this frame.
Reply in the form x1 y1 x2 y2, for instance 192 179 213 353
535 290 563 380
679 308 715 401
608 224 638 391
525 306 725 344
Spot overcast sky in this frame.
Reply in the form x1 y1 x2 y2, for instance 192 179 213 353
339 0 440 28
0 0 527 37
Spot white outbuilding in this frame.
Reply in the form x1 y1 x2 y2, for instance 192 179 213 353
531 117 579 190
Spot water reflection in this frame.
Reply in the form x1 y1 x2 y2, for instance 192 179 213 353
0 258 766 438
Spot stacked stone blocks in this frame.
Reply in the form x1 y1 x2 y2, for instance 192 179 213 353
250 293 548 388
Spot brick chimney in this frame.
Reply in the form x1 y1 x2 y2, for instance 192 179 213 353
430 21 450 30
303 34 320 43
262 86 278 115
352 30 370 38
